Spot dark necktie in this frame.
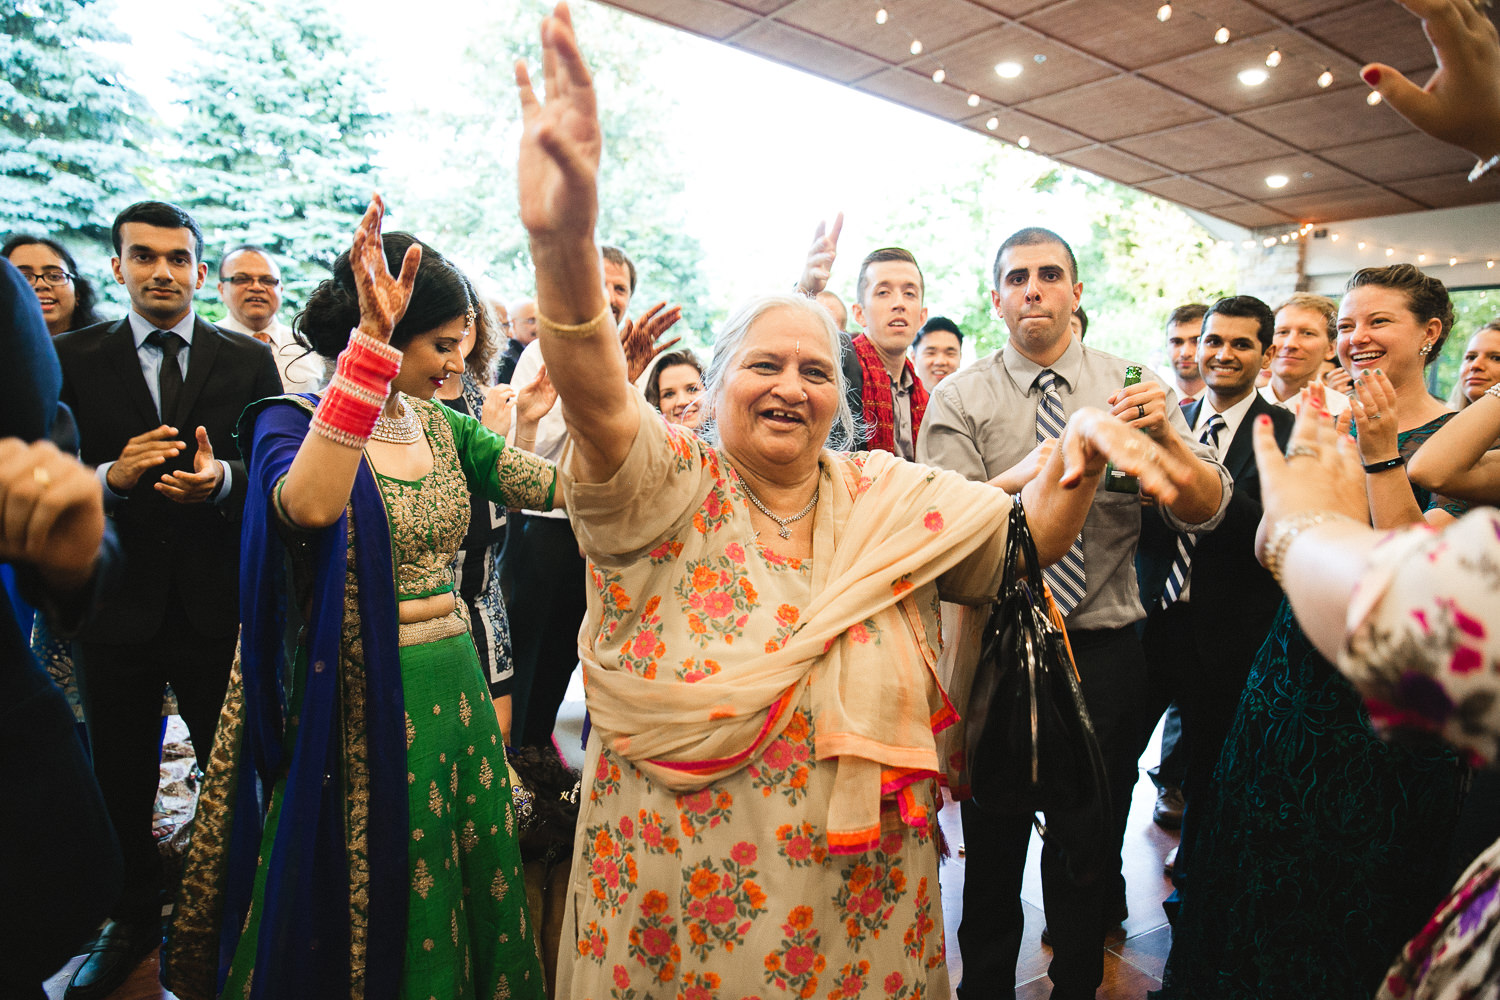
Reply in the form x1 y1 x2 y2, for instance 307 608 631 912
1160 413 1227 608
1034 369 1086 616
147 329 185 423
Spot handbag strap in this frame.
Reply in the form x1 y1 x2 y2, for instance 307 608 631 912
1002 495 1045 603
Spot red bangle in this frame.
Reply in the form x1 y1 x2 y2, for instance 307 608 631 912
310 333 401 448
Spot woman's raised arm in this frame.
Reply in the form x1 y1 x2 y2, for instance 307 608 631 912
516 4 637 485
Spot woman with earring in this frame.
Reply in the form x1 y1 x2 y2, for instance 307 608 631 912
1156 265 1469 1000
166 204 551 1000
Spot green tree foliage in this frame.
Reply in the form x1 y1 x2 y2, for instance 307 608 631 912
387 0 712 333
165 0 385 313
0 0 149 282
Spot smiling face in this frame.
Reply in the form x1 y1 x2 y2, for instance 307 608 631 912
657 362 705 428
1271 304 1335 386
217 249 282 332
715 306 839 476
1336 284 1442 391
392 314 468 400
991 241 1082 367
112 223 206 329
1197 312 1270 407
1460 327 1500 402
914 329 961 390
852 260 926 360
603 260 632 323
7 242 77 335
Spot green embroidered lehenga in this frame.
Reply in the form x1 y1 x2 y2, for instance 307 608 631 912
166 395 555 1000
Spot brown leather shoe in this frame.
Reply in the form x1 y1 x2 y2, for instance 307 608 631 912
64 919 159 1000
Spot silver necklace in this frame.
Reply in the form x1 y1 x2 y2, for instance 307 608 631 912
739 476 819 539
370 398 422 445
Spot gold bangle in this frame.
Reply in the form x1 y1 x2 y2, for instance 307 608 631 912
537 304 611 340
1263 510 1355 585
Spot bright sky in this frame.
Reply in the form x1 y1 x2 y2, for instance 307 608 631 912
101 0 1097 320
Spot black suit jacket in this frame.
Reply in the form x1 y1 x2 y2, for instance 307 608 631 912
53 316 283 643
1137 393 1294 668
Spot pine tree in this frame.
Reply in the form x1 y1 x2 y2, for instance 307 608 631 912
0 0 149 263
166 0 385 312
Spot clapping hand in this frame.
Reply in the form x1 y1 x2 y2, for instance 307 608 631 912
1346 369 1401 464
515 363 558 427
1253 392 1368 564
351 194 421 343
1365 0 1500 161
797 213 843 297
157 426 224 504
620 302 683 382
516 3 601 245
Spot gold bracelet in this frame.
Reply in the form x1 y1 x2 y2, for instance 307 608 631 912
537 304 612 340
1263 510 1355 585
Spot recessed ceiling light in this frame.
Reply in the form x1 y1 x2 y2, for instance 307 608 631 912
1265 174 1289 188
995 62 1022 79
1238 68 1269 86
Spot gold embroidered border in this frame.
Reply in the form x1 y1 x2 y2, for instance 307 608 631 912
397 609 468 647
341 507 372 1000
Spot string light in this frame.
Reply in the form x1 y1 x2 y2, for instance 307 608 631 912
1357 241 1367 250
1490 261 1496 269
1367 91 1383 105
985 117 999 130
1386 247 1395 256
876 7 888 24
1451 257 1459 266
1318 68 1333 88
909 39 923 55
1018 135 1031 148
1266 47 1282 68
1330 233 1339 242
1418 253 1427 263
1214 25 1230 44
932 67 945 83
1157 2 1172 21
967 93 980 107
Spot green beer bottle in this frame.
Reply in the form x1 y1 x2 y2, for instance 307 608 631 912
1104 365 1143 494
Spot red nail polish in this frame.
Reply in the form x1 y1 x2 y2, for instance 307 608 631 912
1257 415 1270 426
1362 66 1380 86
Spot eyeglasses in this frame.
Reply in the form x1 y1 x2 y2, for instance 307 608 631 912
17 267 74 287
224 275 281 288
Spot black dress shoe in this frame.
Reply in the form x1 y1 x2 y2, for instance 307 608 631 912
1153 786 1185 829
64 919 159 1000
1040 899 1129 947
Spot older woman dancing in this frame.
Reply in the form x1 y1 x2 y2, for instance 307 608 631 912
515 7 1195 997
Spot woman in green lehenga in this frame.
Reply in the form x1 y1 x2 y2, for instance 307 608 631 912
165 201 553 1000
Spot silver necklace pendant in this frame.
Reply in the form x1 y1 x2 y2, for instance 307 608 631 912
739 475 819 540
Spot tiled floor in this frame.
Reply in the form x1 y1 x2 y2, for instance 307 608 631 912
46 682 1179 999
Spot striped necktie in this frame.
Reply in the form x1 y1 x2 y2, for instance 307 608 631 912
1160 413 1226 608
1034 369 1086 616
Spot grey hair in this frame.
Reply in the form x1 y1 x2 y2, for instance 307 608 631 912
697 293 860 452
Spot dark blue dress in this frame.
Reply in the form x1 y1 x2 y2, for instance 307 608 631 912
1153 416 1468 1000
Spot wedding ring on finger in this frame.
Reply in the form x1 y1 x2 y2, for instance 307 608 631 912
1285 445 1320 462
32 465 51 487
1136 403 1146 420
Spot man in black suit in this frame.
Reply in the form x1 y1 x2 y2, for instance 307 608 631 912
1136 294 1294 912
53 202 282 1000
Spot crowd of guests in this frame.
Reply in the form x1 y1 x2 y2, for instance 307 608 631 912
6 0 1500 998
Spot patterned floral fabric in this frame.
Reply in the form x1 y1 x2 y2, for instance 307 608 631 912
1335 508 1500 999
1153 417 1470 1000
557 393 1013 999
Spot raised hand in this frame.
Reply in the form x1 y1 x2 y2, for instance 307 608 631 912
157 426 224 504
480 382 518 435
1348 369 1401 463
797 213 844 297
620 302 683 381
1364 0 1500 161
105 425 185 493
0 438 105 594
351 194 422 343
515 363 558 427
516 3 601 244
1253 394 1368 564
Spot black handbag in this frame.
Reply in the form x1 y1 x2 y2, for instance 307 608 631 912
966 496 1114 885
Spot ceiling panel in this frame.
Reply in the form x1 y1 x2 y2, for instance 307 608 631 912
596 0 1500 227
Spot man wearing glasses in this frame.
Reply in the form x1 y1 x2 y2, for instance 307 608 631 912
215 245 323 391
